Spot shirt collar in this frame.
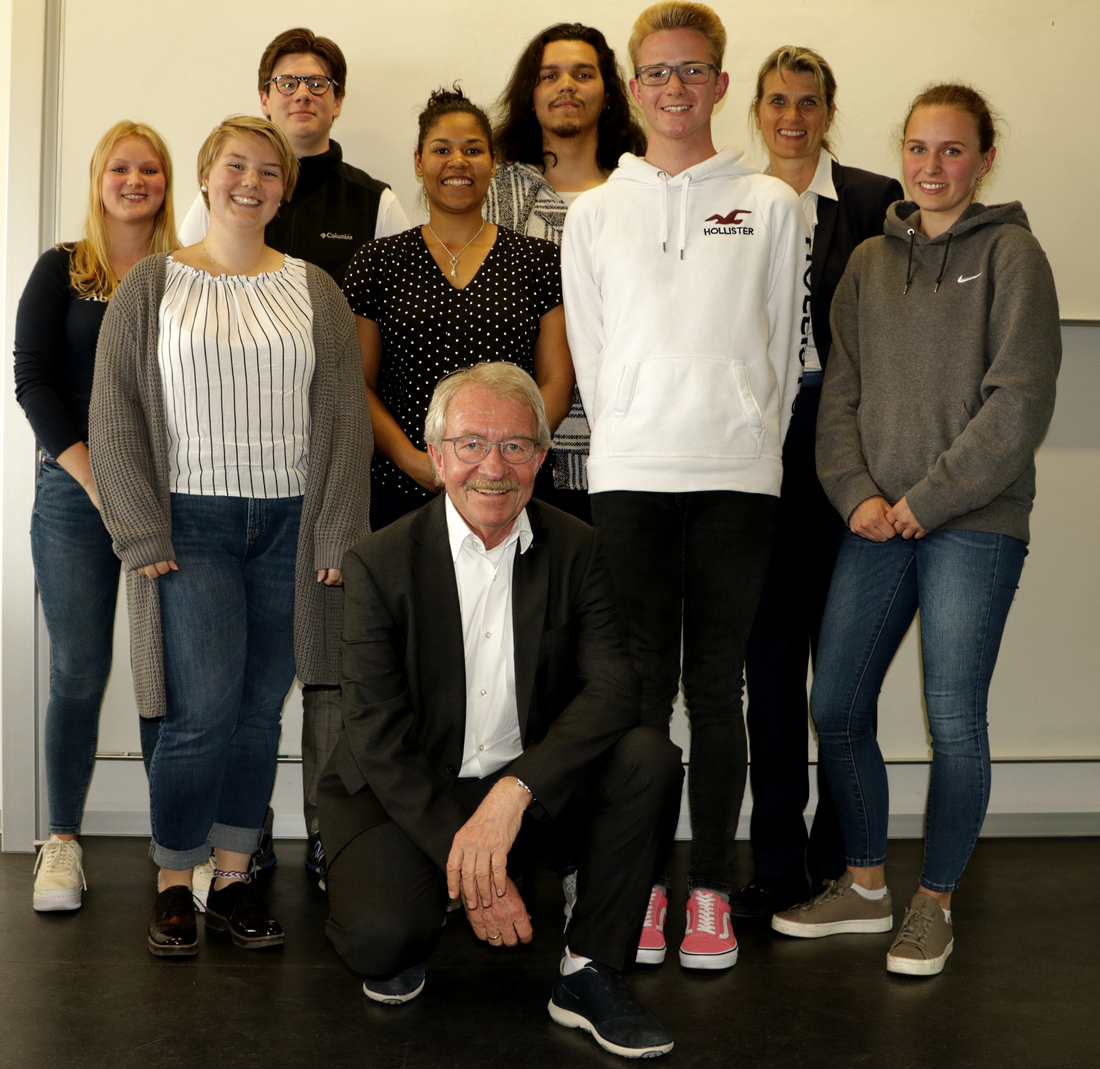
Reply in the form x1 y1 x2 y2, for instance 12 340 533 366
444 494 533 562
763 147 837 202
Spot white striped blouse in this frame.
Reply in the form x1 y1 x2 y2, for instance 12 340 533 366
157 256 315 498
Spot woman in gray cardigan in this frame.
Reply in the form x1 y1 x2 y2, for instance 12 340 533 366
769 85 1060 976
90 116 370 957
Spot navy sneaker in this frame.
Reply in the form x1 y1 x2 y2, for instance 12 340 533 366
549 961 673 1059
250 806 277 876
363 964 426 1005
305 832 326 891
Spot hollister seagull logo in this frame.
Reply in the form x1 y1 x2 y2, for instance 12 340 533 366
704 210 753 235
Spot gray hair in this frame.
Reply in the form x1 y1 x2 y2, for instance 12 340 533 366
424 362 552 454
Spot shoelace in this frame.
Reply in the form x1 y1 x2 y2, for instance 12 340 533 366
586 964 642 1017
893 902 935 948
643 888 660 927
692 891 718 935
32 838 87 889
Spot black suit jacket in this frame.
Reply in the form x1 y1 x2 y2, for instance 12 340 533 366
329 496 640 872
811 161 903 368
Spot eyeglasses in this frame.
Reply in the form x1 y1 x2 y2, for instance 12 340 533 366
442 436 540 465
634 63 719 86
267 75 339 97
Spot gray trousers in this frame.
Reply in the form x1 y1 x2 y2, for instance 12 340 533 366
301 684 342 836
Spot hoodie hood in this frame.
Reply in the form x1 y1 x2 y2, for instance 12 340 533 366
885 200 1032 294
610 146 761 257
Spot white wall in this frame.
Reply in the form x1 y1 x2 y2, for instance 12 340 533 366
2 0 1098 847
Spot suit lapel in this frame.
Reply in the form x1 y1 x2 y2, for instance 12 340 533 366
511 504 548 743
411 498 467 740
811 160 842 298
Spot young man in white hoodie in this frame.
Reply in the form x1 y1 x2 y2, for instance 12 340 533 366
561 1 808 972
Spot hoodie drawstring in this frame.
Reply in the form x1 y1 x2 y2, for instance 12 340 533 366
659 171 669 253
933 233 952 292
678 173 692 260
903 227 954 294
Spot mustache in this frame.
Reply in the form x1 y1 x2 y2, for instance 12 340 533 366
464 476 520 494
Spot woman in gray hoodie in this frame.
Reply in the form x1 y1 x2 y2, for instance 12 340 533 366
769 84 1060 976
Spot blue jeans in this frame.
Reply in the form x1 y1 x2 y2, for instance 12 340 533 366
30 458 121 835
590 490 776 895
811 528 1027 893
144 493 301 870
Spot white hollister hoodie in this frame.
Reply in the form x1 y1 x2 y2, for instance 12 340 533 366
562 147 808 496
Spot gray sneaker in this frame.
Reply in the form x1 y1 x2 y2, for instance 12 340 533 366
363 964 426 1005
886 892 953 975
771 871 893 938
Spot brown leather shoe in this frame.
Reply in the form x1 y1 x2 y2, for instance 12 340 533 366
149 885 198 957
205 881 284 949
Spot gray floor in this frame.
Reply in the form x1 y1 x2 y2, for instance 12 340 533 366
1 836 1097 1068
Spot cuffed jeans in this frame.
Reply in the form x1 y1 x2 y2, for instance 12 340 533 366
144 493 301 870
811 528 1026 893
30 458 121 835
590 490 775 895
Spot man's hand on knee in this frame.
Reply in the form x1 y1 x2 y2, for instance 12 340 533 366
446 777 532 908
464 878 533 947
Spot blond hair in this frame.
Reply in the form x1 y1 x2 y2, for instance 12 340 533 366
196 116 300 208
628 1 726 69
69 121 178 299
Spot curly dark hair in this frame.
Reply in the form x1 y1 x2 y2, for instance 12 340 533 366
415 84 494 157
493 23 646 172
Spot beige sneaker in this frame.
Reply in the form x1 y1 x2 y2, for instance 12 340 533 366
771 871 893 938
32 836 86 911
886 892 953 975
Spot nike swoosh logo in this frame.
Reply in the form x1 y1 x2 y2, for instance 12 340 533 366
957 273 982 283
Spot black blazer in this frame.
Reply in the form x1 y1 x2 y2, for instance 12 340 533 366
330 495 640 871
812 161 903 368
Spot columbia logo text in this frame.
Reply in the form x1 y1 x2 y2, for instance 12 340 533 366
320 232 354 241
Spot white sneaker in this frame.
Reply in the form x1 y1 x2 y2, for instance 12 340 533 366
33 836 86 911
192 855 215 912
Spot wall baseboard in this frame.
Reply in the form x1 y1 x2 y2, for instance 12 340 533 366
5 758 1099 850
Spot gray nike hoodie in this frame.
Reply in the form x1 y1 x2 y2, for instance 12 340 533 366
816 200 1061 542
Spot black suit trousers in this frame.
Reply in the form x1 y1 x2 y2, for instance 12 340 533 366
320 726 683 980
744 386 852 884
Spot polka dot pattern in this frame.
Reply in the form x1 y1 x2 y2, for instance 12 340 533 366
344 225 562 501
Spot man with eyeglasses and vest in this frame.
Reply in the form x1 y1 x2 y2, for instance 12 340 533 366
179 27 408 282
179 28 408 885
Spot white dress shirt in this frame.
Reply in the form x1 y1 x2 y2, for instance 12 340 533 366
445 495 534 778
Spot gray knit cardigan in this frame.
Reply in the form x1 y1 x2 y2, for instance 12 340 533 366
89 254 372 718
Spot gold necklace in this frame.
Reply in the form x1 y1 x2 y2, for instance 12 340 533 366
201 240 267 276
426 220 486 278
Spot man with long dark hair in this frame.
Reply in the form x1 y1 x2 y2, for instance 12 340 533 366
485 23 646 520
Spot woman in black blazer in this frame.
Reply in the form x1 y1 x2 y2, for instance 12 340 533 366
733 46 903 919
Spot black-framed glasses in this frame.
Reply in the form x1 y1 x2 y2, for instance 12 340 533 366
267 75 339 97
634 63 718 86
442 436 540 465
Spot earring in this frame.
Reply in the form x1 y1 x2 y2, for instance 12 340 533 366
200 184 207 192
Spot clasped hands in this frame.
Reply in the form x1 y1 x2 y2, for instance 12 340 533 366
849 495 927 542
445 776 533 948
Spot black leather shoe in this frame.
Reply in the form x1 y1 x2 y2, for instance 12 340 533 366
205 880 284 949
149 885 198 957
728 879 812 919
549 962 673 1058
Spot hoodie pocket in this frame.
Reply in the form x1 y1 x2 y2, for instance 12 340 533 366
605 357 766 460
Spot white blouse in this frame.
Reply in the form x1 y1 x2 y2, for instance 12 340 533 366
158 256 314 498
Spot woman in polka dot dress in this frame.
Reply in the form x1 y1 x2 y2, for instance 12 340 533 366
345 87 573 529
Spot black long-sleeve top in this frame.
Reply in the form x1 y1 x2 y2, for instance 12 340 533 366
14 245 109 458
